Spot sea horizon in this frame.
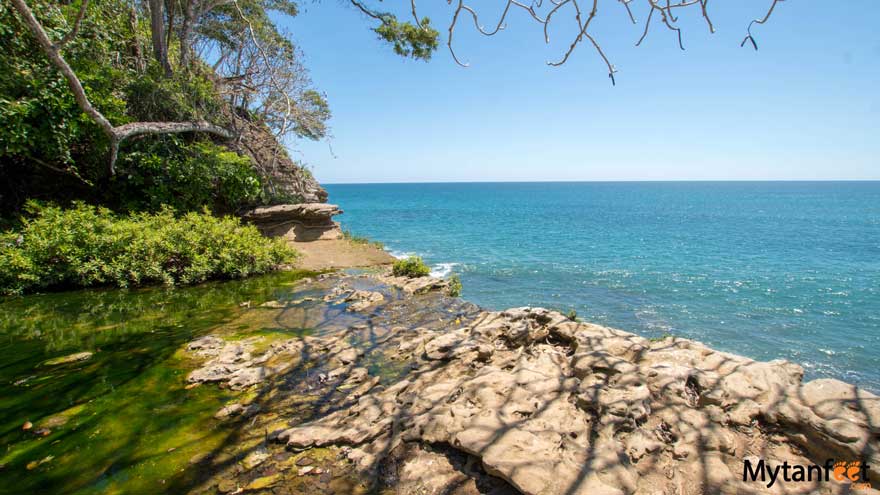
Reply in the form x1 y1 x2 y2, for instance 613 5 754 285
327 181 880 392
322 179 880 185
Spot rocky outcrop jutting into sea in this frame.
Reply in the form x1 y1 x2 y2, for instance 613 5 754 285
184 271 880 494
241 203 343 242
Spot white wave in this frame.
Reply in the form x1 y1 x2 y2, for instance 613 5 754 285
388 250 417 260
430 262 458 278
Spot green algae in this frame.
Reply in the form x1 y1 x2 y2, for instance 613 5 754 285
0 270 319 495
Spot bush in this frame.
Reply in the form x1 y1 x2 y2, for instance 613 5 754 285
392 256 430 278
113 140 261 213
448 275 462 297
0 202 296 295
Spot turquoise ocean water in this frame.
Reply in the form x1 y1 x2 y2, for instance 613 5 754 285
325 182 880 391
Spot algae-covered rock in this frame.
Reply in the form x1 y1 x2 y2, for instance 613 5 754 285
42 351 93 366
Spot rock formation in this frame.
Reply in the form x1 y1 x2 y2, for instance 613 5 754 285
241 203 343 242
232 118 328 203
180 273 880 495
275 292 880 494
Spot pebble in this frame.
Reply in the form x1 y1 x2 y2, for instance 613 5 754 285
295 456 314 467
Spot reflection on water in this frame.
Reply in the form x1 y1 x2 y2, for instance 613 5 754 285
0 271 318 494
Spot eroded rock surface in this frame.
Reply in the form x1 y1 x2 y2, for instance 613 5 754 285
276 304 880 495
241 203 343 242
180 273 880 495
185 335 304 390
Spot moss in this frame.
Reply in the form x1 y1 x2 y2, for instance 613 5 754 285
0 269 316 494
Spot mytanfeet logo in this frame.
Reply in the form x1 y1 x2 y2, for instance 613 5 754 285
743 457 872 490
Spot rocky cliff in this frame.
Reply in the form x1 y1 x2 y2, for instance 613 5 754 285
232 118 328 204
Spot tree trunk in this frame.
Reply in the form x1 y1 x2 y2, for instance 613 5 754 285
179 0 196 68
148 0 172 76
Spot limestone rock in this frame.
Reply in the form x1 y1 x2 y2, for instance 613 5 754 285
344 290 385 312
241 203 343 242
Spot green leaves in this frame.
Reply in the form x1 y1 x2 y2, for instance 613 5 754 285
392 256 431 278
114 140 262 213
373 16 439 61
0 202 296 295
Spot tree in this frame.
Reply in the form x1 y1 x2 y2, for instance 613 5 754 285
9 0 234 175
5 0 784 184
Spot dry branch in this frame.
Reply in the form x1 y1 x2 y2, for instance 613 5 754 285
434 0 785 81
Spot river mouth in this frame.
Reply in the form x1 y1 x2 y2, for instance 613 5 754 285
0 270 492 494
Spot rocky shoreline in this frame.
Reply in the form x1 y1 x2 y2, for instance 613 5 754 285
182 270 879 495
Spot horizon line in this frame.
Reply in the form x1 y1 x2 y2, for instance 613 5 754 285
321 179 880 185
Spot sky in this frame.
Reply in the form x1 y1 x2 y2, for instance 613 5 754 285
279 0 880 183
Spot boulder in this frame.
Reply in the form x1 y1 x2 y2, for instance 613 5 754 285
241 203 343 242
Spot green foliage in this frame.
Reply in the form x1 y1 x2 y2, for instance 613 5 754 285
374 16 439 60
342 230 384 249
392 256 430 278
0 202 296 295
566 309 578 321
0 0 271 213
649 332 675 342
124 69 224 123
0 0 130 179
448 275 462 297
114 140 261 213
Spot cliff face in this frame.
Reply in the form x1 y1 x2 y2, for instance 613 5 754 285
233 118 328 204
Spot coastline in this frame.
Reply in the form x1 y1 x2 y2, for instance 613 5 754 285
185 268 879 494
175 202 879 492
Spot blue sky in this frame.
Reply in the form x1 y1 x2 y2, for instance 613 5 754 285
280 0 879 183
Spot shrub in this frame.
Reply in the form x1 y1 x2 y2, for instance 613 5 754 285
448 275 462 297
114 140 261 213
392 256 430 278
0 202 296 295
566 309 578 321
343 230 385 249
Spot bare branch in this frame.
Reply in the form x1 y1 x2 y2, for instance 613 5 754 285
635 6 654 46
10 0 114 135
742 0 782 50
439 0 782 83
231 0 294 137
447 0 469 67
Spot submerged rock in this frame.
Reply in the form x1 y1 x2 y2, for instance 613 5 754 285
185 336 304 390
41 351 93 366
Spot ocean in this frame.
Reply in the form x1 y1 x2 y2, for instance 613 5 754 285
324 181 880 392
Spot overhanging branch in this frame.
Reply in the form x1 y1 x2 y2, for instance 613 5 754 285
10 0 235 176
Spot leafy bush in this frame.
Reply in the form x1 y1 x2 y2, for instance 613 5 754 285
114 140 261 213
0 202 296 295
566 309 578 321
392 256 430 278
448 275 462 297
